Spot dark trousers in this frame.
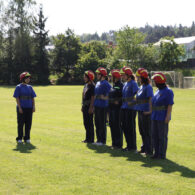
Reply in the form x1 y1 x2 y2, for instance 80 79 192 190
152 120 169 159
16 108 33 141
120 109 137 150
138 111 152 154
82 106 94 143
94 106 107 144
109 107 123 148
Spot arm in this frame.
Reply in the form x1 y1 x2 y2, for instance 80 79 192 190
165 105 172 123
88 96 95 114
32 98 35 112
16 98 23 114
144 97 152 115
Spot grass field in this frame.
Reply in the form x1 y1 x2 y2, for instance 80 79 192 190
0 86 195 195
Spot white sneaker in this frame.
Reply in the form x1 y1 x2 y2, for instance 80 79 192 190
92 142 100 145
26 140 31 143
17 140 22 143
96 142 104 146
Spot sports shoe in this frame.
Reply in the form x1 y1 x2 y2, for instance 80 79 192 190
138 150 145 154
97 142 104 146
92 142 100 145
25 140 31 143
93 142 104 146
17 140 22 143
122 147 131 152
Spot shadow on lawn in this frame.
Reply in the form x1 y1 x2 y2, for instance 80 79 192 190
13 143 36 153
87 144 195 179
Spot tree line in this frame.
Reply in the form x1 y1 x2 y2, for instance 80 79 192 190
0 0 187 85
80 23 195 44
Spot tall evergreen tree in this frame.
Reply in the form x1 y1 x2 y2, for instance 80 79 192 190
33 5 50 84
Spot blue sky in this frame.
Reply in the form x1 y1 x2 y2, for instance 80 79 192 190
36 0 195 35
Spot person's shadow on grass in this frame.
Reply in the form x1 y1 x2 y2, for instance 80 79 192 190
13 143 37 153
86 143 195 179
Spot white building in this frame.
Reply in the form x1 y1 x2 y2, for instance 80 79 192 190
154 36 195 61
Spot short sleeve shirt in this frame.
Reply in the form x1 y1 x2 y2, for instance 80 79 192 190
136 84 153 111
13 84 36 108
94 80 111 108
121 80 139 110
109 81 123 108
82 83 95 107
151 87 174 121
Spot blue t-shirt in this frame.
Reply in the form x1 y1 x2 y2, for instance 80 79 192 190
13 84 37 108
121 80 139 110
94 80 111 108
151 87 174 121
136 84 153 111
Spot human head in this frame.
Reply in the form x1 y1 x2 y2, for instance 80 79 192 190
84 70 95 83
136 68 149 84
20 72 31 84
111 69 121 83
120 66 128 82
123 67 134 81
152 72 167 89
95 67 107 81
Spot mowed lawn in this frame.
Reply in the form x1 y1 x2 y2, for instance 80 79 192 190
0 85 195 195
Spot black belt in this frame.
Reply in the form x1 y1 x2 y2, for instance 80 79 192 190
152 106 168 111
95 95 109 100
122 97 135 102
19 96 32 100
109 97 121 103
136 99 149 104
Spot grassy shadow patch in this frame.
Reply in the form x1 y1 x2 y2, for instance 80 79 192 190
87 143 195 178
13 143 37 153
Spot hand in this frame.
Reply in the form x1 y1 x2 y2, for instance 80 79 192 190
143 111 151 115
33 106 36 113
114 101 119 105
19 107 23 114
165 117 170 124
88 107 94 114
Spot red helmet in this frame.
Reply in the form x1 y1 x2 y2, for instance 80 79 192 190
111 69 121 78
124 67 133 76
136 68 145 77
152 72 166 84
95 67 107 76
85 70 95 81
119 66 127 75
136 68 149 78
20 72 31 81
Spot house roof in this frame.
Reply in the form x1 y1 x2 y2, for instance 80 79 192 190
154 36 195 46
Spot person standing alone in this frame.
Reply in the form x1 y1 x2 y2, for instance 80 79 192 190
13 72 36 143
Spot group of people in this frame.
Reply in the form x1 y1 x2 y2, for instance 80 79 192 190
82 67 174 159
12 68 174 160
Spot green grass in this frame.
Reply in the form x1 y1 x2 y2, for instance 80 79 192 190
0 86 195 194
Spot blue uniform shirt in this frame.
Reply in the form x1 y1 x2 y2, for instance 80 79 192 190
136 84 153 111
13 84 36 108
121 80 139 110
94 80 111 108
151 87 174 121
